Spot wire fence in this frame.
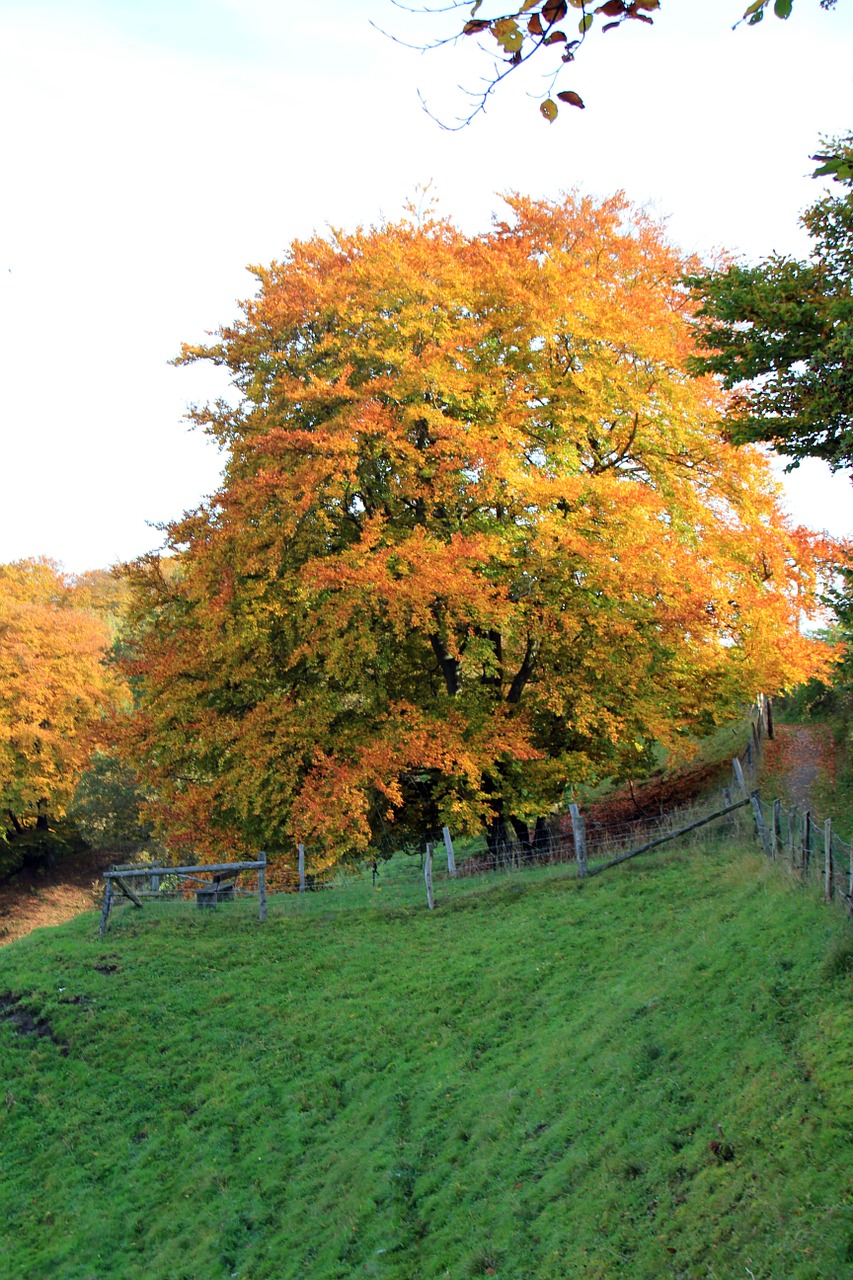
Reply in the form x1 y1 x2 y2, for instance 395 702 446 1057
730 695 853 913
99 697 852 932
754 794 853 906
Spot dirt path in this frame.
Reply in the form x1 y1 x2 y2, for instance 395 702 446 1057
0 849 112 948
760 723 837 812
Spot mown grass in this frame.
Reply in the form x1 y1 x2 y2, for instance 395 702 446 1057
0 840 851 1280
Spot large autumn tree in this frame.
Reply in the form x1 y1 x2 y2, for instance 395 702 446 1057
124 194 831 866
0 559 121 871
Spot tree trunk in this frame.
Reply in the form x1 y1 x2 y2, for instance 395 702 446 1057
532 816 552 861
36 799 49 831
485 815 514 869
509 815 533 865
6 809 23 836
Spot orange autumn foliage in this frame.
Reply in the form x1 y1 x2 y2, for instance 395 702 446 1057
0 559 122 832
123 194 835 865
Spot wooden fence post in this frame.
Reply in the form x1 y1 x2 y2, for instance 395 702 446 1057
442 826 457 878
750 791 770 855
824 819 833 903
98 879 114 937
786 806 797 869
766 697 774 741
570 803 587 878
802 811 812 876
772 799 782 860
424 841 435 910
732 757 749 803
298 842 305 893
258 853 267 922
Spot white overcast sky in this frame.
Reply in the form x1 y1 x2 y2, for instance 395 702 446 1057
0 0 851 573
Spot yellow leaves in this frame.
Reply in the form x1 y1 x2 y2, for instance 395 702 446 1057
492 18 523 53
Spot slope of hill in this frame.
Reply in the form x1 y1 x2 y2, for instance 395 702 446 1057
0 842 851 1280
0 847 107 947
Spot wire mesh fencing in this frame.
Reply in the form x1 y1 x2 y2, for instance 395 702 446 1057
100 781 758 933
100 698 852 930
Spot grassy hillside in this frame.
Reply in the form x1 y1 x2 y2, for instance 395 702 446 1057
1 842 851 1280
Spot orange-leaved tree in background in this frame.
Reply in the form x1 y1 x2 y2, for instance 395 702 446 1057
122 194 834 867
0 559 123 869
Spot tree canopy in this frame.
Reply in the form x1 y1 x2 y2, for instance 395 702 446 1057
0 559 121 847
688 133 853 472
122 195 832 867
395 0 837 126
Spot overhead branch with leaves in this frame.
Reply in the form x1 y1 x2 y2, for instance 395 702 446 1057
393 0 836 125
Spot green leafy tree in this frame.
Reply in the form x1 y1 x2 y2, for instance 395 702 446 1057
68 751 154 851
687 133 853 472
690 136 853 807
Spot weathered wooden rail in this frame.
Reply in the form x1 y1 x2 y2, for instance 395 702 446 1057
99 856 267 935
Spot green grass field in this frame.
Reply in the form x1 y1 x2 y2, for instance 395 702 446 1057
1 840 851 1280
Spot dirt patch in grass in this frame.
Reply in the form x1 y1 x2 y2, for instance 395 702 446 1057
0 992 67 1051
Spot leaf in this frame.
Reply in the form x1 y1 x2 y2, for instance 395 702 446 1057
557 89 585 106
470 0 483 13
527 12 544 34
579 12 594 31
463 19 490 33
743 0 765 13
492 17 523 52
542 0 569 24
631 0 660 8
540 97 559 121
773 0 792 15
520 0 540 9
747 8 764 22
811 151 853 183
596 0 625 14
545 29 568 43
